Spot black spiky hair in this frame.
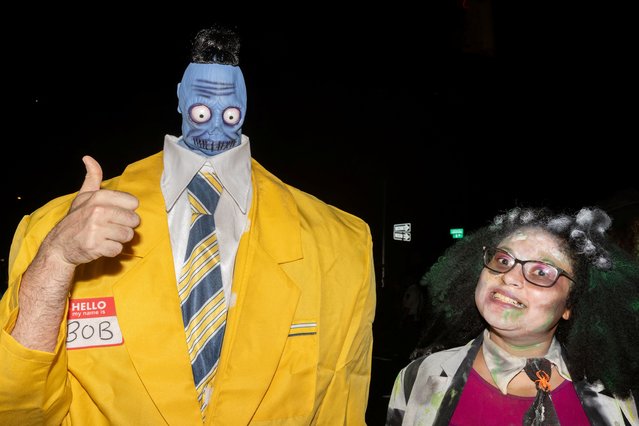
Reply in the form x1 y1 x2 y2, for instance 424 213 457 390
191 24 241 66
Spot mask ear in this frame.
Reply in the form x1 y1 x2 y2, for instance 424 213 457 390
176 83 182 113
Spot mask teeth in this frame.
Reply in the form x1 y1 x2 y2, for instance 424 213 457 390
192 139 239 152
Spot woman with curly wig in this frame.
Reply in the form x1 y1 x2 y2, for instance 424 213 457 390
386 206 639 425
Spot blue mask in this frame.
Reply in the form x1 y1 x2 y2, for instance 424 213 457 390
177 63 247 156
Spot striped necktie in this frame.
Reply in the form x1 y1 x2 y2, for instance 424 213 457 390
179 170 227 418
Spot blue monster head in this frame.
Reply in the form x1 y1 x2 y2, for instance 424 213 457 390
177 63 247 156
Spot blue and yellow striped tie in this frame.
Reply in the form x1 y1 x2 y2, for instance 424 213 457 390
179 171 227 417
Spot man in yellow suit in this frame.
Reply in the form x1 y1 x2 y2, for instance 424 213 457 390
0 25 375 425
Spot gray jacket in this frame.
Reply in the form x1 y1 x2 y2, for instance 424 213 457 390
386 332 638 425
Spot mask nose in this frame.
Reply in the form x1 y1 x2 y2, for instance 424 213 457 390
207 127 224 137
207 113 224 134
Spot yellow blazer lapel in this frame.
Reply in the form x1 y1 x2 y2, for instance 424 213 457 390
111 153 202 425
113 241 201 425
206 161 303 423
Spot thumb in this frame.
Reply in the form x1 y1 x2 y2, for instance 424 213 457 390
78 155 103 193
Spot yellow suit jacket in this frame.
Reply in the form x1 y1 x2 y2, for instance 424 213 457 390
0 152 376 425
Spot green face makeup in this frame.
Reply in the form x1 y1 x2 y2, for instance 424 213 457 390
502 308 525 322
532 313 559 333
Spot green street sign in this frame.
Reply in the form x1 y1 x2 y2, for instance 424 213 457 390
450 228 464 239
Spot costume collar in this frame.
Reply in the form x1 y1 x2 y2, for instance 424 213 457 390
162 134 251 213
481 329 572 395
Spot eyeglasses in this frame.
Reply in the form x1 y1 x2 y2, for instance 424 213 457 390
482 246 575 288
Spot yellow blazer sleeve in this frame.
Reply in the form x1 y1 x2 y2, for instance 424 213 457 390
0 207 73 425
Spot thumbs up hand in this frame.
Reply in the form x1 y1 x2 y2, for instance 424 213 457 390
12 156 141 351
78 154 104 193
45 155 141 266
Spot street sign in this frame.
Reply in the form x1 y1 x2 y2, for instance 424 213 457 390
450 228 464 239
393 223 411 242
393 232 411 241
394 223 411 232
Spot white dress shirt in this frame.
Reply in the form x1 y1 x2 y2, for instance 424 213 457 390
161 134 253 305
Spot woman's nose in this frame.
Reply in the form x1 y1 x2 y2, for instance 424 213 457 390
502 263 526 288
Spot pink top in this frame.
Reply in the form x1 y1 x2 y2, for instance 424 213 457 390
449 368 591 425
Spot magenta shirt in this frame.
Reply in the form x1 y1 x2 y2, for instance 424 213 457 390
449 368 590 425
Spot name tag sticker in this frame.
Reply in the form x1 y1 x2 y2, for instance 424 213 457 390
67 297 124 350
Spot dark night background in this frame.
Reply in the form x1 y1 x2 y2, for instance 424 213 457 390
1 4 636 424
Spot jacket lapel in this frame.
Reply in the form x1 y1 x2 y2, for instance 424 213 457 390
110 153 202 425
434 334 483 426
108 155 305 424
206 160 302 424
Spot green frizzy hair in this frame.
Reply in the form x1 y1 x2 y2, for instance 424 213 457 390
565 245 639 399
416 206 639 398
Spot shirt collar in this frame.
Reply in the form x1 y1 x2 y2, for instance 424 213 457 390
481 329 572 395
161 134 252 213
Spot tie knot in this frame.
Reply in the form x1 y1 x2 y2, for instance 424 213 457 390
524 358 552 392
187 171 223 215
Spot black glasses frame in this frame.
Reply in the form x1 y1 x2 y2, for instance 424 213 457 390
482 246 575 288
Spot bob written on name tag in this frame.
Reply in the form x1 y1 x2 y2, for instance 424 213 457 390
67 297 124 350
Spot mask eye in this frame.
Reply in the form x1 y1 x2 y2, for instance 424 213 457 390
189 104 212 123
223 107 241 125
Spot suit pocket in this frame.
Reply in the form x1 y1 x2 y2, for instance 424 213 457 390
253 322 318 420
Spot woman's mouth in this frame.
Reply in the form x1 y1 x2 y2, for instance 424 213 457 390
492 291 526 309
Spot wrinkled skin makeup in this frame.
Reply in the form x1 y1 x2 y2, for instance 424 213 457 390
177 63 247 156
